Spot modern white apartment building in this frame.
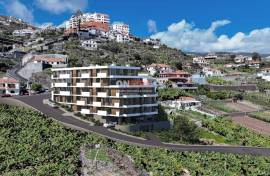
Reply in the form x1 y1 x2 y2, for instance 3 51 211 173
51 65 158 124
112 22 130 35
0 77 20 95
65 11 110 33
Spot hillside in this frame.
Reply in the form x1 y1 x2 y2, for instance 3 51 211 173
58 39 191 69
0 15 35 34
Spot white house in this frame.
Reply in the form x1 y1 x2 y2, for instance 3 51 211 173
13 28 34 37
146 63 173 76
193 57 209 66
81 39 98 50
257 68 270 81
0 77 20 95
234 55 252 63
204 53 218 60
168 97 201 110
202 67 224 77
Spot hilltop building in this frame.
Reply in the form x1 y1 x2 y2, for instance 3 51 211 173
65 11 110 34
112 22 129 35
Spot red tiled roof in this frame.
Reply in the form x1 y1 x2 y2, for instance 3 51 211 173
0 77 19 84
160 70 190 75
33 56 66 62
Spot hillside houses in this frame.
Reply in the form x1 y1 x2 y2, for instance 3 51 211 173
0 77 20 95
202 67 224 77
146 63 173 76
13 28 35 37
65 11 132 44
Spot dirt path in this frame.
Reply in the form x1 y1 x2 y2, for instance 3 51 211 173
232 116 270 136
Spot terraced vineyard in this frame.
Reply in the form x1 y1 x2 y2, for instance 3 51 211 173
1 105 270 175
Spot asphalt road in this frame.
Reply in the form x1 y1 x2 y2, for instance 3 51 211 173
14 94 270 156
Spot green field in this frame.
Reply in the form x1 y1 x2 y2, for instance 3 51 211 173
204 100 239 113
249 111 270 123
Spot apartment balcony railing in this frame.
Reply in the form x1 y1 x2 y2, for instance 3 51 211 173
59 91 71 96
97 92 107 97
97 110 107 116
81 109 90 114
76 83 85 87
97 72 107 78
59 73 71 79
81 92 91 96
76 100 86 106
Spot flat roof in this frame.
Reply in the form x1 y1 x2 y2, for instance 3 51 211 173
51 65 141 71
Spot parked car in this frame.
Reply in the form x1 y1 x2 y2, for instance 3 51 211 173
103 122 117 128
1 94 12 97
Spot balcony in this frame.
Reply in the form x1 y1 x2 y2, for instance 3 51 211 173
97 92 107 97
93 101 102 106
76 100 86 106
76 83 85 87
54 83 68 87
114 102 120 107
59 91 70 96
97 110 107 116
97 72 107 78
92 82 101 87
81 92 90 96
81 73 90 78
81 109 90 114
59 74 70 79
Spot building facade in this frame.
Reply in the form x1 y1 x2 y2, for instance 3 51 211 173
51 65 158 124
0 77 20 95
112 22 130 35
81 39 98 50
65 12 110 34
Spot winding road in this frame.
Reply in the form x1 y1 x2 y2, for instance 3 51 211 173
12 94 270 156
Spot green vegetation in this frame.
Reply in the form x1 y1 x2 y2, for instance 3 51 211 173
204 100 238 113
206 91 235 100
256 80 270 92
202 117 270 147
0 105 85 175
31 83 42 91
199 128 226 143
244 92 270 108
157 88 189 101
64 39 191 69
249 111 270 123
1 105 270 175
158 110 270 146
87 148 110 162
206 76 231 85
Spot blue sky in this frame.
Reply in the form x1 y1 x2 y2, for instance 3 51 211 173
1 0 270 53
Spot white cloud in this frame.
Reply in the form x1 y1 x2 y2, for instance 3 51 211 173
151 19 270 53
5 0 34 23
147 19 157 33
35 0 88 14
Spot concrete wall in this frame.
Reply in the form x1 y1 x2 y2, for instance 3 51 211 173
115 121 171 132
18 62 44 80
